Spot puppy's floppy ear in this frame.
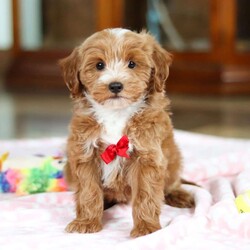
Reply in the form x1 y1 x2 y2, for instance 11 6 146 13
151 38 172 92
59 47 83 97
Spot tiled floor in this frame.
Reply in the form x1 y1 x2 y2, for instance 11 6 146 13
0 89 249 140
0 92 71 139
170 94 250 139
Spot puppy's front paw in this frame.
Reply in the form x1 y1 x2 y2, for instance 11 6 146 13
130 222 161 238
65 219 102 234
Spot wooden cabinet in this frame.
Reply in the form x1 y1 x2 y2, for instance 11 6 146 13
164 0 250 95
5 0 250 95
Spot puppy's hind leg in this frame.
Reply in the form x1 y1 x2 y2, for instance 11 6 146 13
63 161 75 190
164 184 195 208
164 152 196 208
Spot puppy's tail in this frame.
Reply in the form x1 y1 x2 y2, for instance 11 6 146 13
181 178 200 187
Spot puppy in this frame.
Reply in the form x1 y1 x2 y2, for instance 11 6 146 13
59 28 194 238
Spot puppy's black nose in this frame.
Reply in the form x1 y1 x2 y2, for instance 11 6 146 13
108 82 123 94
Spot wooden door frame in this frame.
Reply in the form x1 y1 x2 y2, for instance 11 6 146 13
95 0 124 31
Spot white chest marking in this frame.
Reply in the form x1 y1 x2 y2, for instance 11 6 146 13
86 94 145 185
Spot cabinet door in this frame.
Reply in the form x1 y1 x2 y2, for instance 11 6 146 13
147 0 211 52
236 0 250 52
17 0 96 51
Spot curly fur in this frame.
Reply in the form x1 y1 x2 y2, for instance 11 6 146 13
59 28 194 237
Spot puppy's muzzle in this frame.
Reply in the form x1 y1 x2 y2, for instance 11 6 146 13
109 82 123 94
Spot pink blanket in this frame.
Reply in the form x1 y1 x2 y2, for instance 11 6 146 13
0 131 250 249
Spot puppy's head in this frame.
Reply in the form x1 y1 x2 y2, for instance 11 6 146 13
59 28 172 109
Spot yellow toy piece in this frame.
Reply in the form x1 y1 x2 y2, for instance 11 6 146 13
0 152 9 171
235 190 250 213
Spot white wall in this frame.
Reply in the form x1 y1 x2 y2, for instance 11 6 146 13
19 0 42 50
0 0 13 49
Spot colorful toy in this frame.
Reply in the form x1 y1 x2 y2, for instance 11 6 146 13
0 152 68 195
235 190 250 213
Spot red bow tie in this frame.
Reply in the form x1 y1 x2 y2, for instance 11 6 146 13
101 135 130 164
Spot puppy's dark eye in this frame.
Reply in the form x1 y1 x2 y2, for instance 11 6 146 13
96 62 105 70
128 61 136 69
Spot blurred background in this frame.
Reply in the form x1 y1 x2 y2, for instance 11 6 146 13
0 0 250 139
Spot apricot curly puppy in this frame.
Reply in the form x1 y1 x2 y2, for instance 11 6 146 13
59 28 195 238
